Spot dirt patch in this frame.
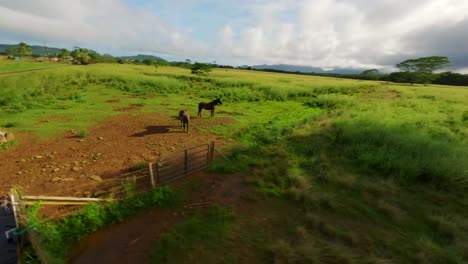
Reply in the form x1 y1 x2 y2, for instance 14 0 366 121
0 113 233 196
113 104 144 112
105 99 121 103
38 115 72 123
69 172 251 264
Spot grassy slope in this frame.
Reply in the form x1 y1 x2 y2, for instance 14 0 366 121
1 62 467 263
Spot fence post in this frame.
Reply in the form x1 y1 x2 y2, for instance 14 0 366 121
149 163 156 188
156 162 161 184
209 141 215 164
184 149 188 177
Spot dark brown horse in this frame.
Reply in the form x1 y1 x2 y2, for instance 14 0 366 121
178 110 190 133
198 98 222 118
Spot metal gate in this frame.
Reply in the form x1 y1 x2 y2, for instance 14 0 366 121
154 142 214 185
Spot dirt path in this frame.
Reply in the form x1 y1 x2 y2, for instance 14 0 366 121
69 172 250 264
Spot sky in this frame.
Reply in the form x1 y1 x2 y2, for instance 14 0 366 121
1 0 467 72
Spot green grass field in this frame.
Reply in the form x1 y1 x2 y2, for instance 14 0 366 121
2 62 467 263
0 56 67 73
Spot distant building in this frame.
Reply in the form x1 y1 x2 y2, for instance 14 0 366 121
50 58 60 62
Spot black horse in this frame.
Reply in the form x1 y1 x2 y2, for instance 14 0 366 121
198 98 222 118
178 110 190 133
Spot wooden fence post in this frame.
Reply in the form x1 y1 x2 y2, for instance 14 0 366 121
156 162 161 184
184 149 188 177
209 141 215 164
149 163 156 188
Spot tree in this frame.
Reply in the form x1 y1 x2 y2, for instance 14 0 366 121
191 62 212 76
70 48 98 65
396 56 449 73
361 69 379 75
143 59 154 66
360 69 381 80
433 72 468 86
6 47 16 56
395 56 449 85
387 71 435 84
58 48 70 59
16 42 32 57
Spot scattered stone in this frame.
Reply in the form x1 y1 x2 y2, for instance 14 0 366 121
62 178 75 181
52 177 61 182
98 137 104 140
53 168 60 172
17 171 22 175
35 155 43 159
89 175 102 181
72 166 81 172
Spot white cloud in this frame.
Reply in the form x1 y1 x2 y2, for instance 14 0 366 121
1 0 467 71
0 0 203 55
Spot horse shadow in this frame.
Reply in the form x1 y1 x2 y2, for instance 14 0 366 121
130 125 183 137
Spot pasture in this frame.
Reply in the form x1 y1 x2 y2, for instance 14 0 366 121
1 62 467 263
0 56 67 73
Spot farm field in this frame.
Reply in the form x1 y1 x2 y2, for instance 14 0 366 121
1 63 468 263
0 56 68 73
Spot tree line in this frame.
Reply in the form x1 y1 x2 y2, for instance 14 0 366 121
254 56 468 86
2 42 466 86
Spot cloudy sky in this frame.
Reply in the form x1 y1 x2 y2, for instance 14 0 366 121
1 0 467 72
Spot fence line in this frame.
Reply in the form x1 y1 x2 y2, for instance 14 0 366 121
152 141 215 185
6 141 223 264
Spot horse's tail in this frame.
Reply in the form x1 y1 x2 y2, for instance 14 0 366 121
183 112 190 123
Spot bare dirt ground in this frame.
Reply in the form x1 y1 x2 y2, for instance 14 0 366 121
0 113 232 196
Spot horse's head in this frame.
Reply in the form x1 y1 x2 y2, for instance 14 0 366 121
217 98 223 105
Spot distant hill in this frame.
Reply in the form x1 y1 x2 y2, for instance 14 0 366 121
118 54 167 62
241 64 363 74
0 44 62 56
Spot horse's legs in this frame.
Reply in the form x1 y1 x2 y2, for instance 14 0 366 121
211 109 214 118
198 107 202 117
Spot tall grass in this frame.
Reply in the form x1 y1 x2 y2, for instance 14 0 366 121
330 119 468 189
0 64 378 113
